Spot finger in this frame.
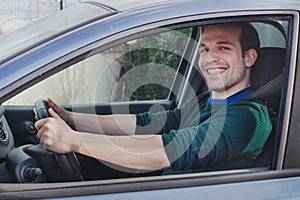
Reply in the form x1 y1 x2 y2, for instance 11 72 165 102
33 108 38 120
47 98 62 113
46 97 53 107
34 119 46 132
39 131 48 150
37 127 43 139
35 120 48 139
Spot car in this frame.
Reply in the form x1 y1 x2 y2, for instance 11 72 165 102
0 0 300 199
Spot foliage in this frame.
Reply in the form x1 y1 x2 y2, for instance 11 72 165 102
120 28 192 101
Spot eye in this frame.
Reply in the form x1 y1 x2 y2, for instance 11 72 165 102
200 48 209 54
219 46 230 51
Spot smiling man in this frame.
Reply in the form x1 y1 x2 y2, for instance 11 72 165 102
35 22 272 175
199 24 257 99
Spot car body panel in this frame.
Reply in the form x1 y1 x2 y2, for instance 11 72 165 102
94 0 300 13
1 168 300 199
55 176 300 200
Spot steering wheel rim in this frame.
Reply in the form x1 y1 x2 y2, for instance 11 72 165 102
34 99 83 181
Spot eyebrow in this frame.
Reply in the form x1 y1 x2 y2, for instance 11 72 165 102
200 40 235 47
217 40 235 46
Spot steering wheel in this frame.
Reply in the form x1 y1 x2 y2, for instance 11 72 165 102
34 99 83 181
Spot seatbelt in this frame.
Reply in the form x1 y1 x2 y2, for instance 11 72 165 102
245 73 284 101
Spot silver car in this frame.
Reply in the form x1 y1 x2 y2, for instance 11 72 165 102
0 0 299 199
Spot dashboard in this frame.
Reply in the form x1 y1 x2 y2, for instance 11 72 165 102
0 107 14 159
0 107 50 183
0 106 14 182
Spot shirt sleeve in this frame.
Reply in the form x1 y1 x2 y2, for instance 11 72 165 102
161 102 272 171
135 108 182 135
135 96 204 134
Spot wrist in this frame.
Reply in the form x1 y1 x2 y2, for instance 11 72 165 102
70 130 82 153
66 111 75 128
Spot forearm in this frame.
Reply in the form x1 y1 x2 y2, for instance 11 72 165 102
75 132 170 171
67 112 137 135
46 98 136 135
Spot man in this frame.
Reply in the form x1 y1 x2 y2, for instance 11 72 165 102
35 22 272 174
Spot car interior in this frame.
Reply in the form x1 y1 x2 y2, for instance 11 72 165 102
180 20 287 170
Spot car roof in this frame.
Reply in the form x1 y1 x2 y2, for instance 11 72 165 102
92 0 300 13
90 0 175 11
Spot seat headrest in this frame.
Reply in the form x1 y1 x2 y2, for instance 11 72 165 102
246 47 286 101
251 47 286 90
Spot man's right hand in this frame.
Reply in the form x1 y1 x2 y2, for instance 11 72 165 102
45 98 74 127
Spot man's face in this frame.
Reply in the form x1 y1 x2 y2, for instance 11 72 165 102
198 24 250 96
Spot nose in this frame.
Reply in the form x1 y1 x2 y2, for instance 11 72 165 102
198 49 220 68
199 49 219 66
206 48 220 61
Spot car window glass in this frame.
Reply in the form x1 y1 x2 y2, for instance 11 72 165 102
252 22 286 48
0 3 112 63
4 28 192 105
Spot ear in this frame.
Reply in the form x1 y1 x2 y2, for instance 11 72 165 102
244 49 258 68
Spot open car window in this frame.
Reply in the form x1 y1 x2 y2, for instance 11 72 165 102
3 28 193 105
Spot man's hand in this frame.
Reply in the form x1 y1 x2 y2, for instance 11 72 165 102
35 107 81 154
46 98 74 126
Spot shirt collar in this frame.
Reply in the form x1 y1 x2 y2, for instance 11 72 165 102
207 87 253 105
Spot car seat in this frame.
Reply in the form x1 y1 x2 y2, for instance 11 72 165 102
245 47 286 167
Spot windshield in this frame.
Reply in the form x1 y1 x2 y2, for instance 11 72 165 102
0 3 115 64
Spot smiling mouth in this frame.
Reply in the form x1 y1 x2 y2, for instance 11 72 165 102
207 68 226 75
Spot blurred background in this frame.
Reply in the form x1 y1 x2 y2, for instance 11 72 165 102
0 0 82 35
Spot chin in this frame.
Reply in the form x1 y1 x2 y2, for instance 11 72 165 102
207 85 226 93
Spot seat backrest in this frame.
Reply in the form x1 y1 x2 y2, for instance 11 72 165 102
246 47 286 114
250 47 286 94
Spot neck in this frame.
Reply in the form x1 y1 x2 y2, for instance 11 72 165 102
211 83 251 99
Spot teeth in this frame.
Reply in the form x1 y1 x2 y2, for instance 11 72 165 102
207 68 226 75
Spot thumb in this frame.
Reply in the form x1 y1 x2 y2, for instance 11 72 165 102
49 108 61 119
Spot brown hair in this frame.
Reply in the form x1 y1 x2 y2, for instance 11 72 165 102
202 22 260 57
